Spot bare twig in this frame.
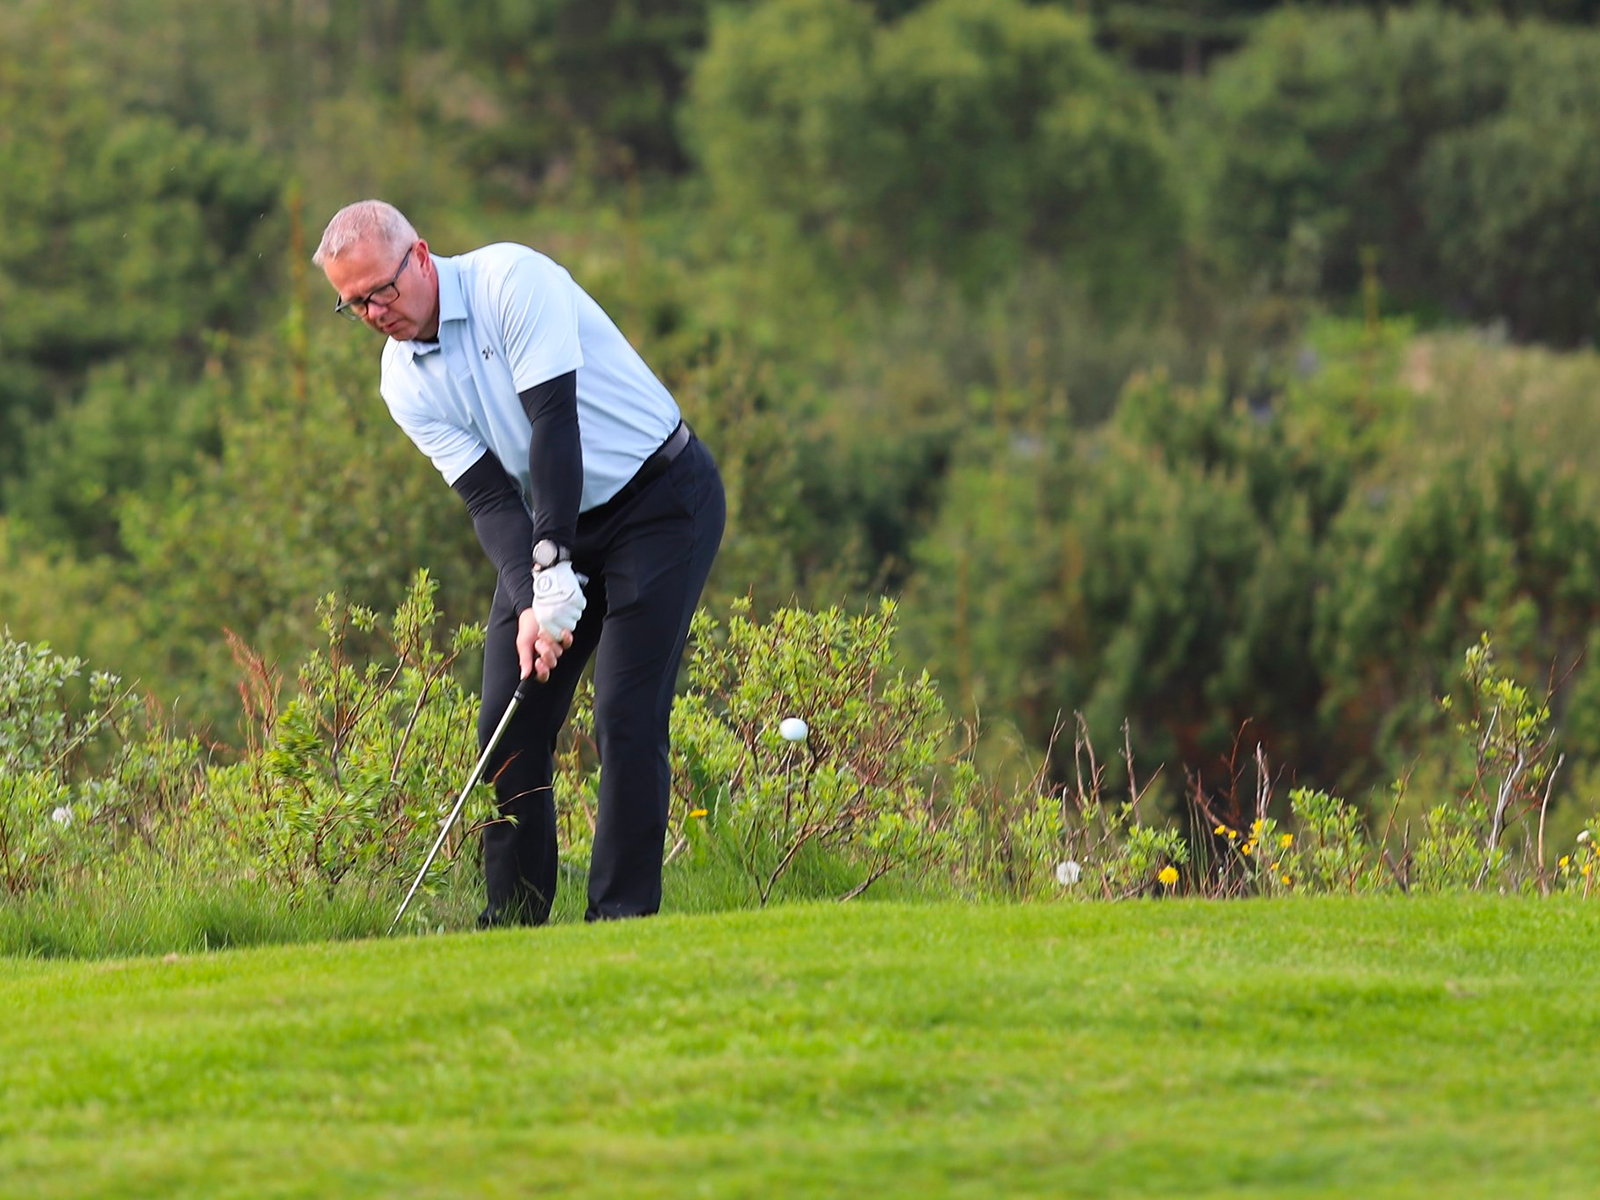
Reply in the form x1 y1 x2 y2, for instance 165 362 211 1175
388 657 453 786
1254 742 1272 825
1378 767 1412 853
1476 749 1527 889
1535 753 1564 896
1123 719 1140 822
41 683 138 776
663 833 690 867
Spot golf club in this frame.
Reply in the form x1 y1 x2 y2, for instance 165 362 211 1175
389 675 530 934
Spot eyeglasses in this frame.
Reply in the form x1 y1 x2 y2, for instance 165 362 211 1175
334 246 413 321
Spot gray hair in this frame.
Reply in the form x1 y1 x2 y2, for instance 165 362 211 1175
312 200 418 267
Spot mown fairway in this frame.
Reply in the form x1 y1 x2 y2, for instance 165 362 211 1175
3 898 1598 1198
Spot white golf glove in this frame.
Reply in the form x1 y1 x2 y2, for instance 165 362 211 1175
531 561 587 639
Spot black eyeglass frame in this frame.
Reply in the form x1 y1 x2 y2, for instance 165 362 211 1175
333 246 413 321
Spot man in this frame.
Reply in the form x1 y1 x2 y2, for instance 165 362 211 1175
314 199 725 926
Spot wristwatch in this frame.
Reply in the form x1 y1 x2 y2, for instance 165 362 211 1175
531 539 570 573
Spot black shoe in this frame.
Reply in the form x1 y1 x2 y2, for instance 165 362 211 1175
476 898 549 929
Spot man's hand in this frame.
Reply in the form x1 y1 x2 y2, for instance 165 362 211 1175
531 560 587 639
517 608 572 682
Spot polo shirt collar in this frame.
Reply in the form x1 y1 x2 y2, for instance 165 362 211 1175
398 254 466 360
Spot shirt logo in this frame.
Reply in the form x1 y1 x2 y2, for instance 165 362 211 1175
482 346 494 361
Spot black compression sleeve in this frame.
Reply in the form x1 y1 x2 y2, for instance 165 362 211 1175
452 451 536 614
521 370 582 549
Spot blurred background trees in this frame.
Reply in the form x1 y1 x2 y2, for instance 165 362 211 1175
5 0 1600 823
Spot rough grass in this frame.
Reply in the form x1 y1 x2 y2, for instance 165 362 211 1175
4 898 1599 1197
0 840 947 960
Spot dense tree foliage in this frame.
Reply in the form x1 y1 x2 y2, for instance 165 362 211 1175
688 0 1181 308
0 4 279 485
7 0 1600 819
1195 8 1600 343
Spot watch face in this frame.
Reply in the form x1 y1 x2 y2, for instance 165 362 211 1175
533 539 562 570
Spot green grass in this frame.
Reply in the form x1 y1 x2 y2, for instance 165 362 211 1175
0 840 948 959
4 898 1599 1197
0 877 398 960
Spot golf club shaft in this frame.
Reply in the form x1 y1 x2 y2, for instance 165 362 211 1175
389 678 529 934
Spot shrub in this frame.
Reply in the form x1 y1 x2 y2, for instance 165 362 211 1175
1286 786 1372 894
667 599 966 903
1420 30 1600 343
0 5 280 476
0 628 198 895
1195 8 1600 343
686 0 1180 308
1316 448 1600 787
904 320 1408 792
15 570 1600 964
1194 8 1515 298
210 572 486 897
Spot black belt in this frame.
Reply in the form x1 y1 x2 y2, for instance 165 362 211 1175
581 420 692 524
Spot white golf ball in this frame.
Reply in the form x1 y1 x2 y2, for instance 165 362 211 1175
51 806 72 827
1055 860 1081 887
779 717 808 742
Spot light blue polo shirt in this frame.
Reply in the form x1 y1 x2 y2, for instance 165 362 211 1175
379 244 681 514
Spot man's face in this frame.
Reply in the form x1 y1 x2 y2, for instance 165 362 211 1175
323 238 438 341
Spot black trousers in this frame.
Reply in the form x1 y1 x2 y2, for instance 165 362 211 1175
477 433 725 924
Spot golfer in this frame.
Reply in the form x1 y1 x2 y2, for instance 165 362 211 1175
314 200 725 926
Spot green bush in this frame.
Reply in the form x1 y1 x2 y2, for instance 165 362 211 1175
103 322 482 727
900 311 1600 807
1420 30 1600 343
419 0 731 179
1195 8 1600 343
667 598 965 904
1194 8 1513 296
208 574 487 898
0 628 199 896
686 0 1180 307
1316 448 1600 783
0 5 280 477
905 320 1404 785
12 584 1600 960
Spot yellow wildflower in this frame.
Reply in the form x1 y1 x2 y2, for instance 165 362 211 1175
1213 824 1228 835
1280 875 1291 886
688 808 708 819
1252 819 1264 834
1226 828 1239 841
1270 861 1280 871
1158 865 1179 887
1241 841 1254 855
1560 856 1571 868
1584 863 1594 878
1280 833 1294 848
